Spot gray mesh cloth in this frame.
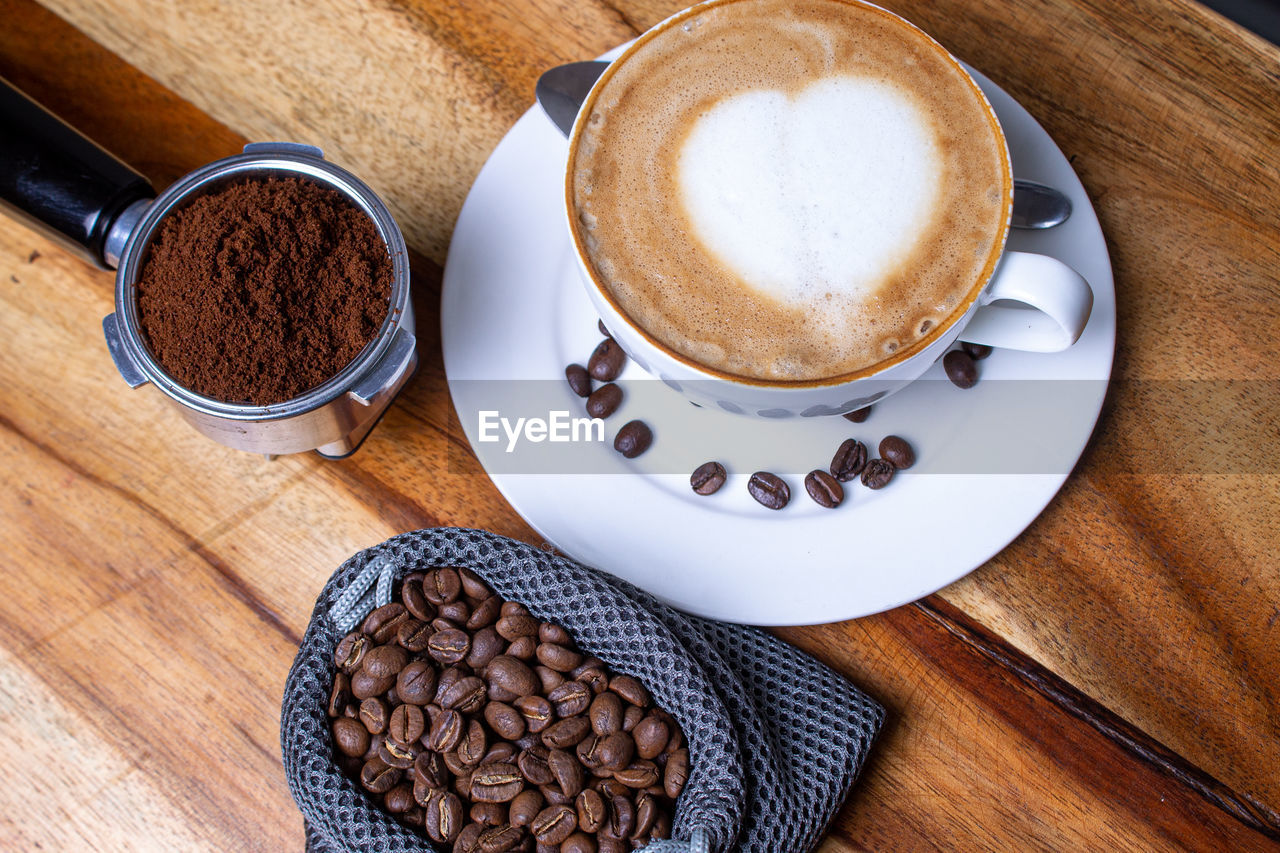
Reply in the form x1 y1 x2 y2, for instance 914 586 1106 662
282 528 884 853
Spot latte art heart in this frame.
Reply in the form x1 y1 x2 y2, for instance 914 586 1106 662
677 76 942 305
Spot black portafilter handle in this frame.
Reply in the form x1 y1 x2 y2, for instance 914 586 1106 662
0 77 154 269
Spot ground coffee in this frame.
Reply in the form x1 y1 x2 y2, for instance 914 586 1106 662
137 176 392 405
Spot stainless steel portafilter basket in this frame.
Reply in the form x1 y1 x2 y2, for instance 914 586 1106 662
0 79 417 458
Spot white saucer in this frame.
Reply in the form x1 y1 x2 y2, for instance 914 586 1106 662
441 62 1115 625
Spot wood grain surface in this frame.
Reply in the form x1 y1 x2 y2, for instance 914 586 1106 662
1 0 1278 849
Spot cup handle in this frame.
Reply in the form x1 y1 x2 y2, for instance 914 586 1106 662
958 251 1094 352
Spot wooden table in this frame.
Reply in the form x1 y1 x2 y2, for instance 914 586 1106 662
1 0 1277 849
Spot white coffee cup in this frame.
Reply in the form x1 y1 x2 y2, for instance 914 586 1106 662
565 0 1093 417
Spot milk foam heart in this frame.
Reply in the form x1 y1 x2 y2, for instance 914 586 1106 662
678 76 942 305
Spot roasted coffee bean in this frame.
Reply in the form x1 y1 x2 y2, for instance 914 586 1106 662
587 338 626 381
471 762 526 803
507 635 538 662
496 612 541 641
542 783 574 809
396 660 437 705
486 701 527 741
429 709 465 752
613 760 659 789
518 746 555 786
396 619 434 652
478 823 523 853
532 804 578 845
565 364 592 398
328 672 352 717
535 665 565 693
458 719 490 766
804 469 845 508
440 676 488 714
333 717 370 757
548 681 592 717
689 461 727 495
351 668 395 701
634 792 658 837
470 801 507 827
401 581 434 621
359 697 390 734
651 811 672 841
379 737 418 769
597 838 626 853
514 732 541 752
425 791 464 843
458 567 492 600
363 644 409 680
747 471 790 509
596 732 635 772
608 676 649 709
361 757 401 793
842 405 872 423
561 832 595 853
334 632 371 674
961 340 993 360
467 626 506 670
435 667 464 705
632 717 669 760
439 600 472 625
428 627 471 665
388 703 425 745
504 697 549 736
830 438 869 481
468 595 502 630
861 458 896 489
597 319 611 338
363 603 410 644
456 823 484 853
538 622 573 646
543 716 591 749
424 568 463 605
445 749 473 778
589 692 624 736
663 749 688 799
575 665 609 696
585 383 623 419
415 750 450 790
575 734 604 771
879 435 915 469
488 655 540 698
510 788 545 827
613 420 652 458
575 788 606 834
432 616 462 633
594 779 629 799
536 642 584 673
384 783 415 814
943 349 978 388
621 705 644 733
604 795 635 841
548 748 584 798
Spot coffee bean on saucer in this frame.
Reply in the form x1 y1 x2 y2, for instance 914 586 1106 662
747 472 790 509
614 420 652 458
588 338 626 381
961 341 993 360
803 470 844 508
943 349 978 388
860 458 896 489
586 383 623 418
830 438 868 481
690 461 727 495
598 319 611 338
565 364 592 397
879 435 915 469
842 406 871 423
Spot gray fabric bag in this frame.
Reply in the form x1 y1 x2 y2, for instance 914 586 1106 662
282 528 884 853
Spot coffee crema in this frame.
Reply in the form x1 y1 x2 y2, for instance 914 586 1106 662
568 0 1010 383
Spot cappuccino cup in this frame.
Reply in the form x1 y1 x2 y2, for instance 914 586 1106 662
565 0 1093 417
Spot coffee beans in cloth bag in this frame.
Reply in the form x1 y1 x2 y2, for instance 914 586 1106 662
282 528 884 852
